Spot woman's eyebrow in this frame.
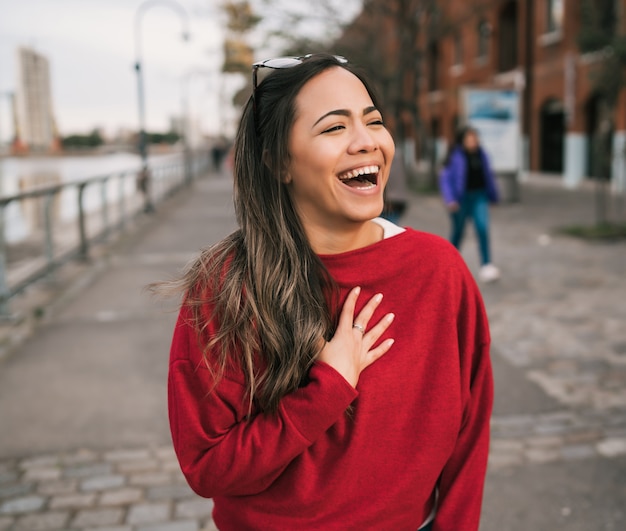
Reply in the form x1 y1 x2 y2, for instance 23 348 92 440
313 106 380 127
363 105 378 115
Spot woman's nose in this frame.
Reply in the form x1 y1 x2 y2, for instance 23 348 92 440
348 124 377 153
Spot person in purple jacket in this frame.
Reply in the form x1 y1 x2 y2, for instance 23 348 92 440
439 126 500 283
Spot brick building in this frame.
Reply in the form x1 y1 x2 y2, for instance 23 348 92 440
340 0 626 190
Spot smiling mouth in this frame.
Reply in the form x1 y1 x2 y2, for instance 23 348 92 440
337 165 379 189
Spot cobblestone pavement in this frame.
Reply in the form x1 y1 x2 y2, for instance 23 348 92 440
0 175 624 529
0 447 216 531
470 183 626 472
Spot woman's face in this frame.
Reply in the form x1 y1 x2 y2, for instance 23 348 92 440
463 131 479 151
285 67 395 234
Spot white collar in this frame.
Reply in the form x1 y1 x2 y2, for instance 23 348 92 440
372 217 406 239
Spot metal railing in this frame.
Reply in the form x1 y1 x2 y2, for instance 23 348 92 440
0 152 210 316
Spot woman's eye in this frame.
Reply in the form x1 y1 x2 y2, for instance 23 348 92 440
368 119 384 126
322 125 345 133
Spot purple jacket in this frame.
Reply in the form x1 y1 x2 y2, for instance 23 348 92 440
439 147 499 205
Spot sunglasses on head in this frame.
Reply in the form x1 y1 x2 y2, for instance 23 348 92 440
251 54 348 94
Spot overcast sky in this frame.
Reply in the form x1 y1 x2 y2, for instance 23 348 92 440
0 0 239 139
0 0 362 142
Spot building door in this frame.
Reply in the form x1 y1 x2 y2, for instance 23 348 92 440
540 99 565 173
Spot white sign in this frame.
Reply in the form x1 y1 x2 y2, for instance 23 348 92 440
462 88 521 172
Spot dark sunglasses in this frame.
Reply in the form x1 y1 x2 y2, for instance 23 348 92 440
251 54 348 94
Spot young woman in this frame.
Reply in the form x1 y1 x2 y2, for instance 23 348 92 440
167 54 493 531
439 126 501 283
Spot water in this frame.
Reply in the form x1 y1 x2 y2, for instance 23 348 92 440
0 152 181 242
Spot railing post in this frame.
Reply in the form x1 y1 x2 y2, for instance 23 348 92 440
0 203 11 316
77 183 89 260
101 177 109 239
156 165 163 199
43 193 56 279
151 166 159 205
119 172 127 230
184 148 192 186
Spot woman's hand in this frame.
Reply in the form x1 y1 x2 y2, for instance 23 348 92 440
318 287 395 387
447 201 460 213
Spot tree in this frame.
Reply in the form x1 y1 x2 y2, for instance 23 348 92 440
61 129 104 149
254 0 362 56
146 130 180 145
577 0 626 227
222 2 259 75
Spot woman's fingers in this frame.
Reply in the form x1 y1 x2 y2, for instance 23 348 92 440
352 292 384 334
338 286 361 330
363 312 395 347
363 338 395 368
338 289 391 341
318 288 395 387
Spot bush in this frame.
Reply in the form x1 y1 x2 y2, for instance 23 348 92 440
559 222 626 241
61 130 103 148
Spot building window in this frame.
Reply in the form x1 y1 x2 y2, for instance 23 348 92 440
498 0 518 71
546 0 564 33
477 19 490 60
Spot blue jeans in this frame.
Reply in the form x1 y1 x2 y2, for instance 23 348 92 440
449 190 491 265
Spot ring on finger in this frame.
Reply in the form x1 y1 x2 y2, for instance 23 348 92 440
352 323 365 335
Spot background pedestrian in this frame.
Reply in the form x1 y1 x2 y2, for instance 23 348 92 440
439 126 500 282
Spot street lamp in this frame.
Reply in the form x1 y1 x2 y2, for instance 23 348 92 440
134 0 191 211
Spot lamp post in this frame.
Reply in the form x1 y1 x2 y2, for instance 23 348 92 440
134 0 191 211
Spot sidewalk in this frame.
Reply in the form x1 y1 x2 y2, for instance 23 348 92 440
0 172 625 530
415 184 626 531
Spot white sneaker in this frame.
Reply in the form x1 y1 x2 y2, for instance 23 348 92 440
479 263 500 283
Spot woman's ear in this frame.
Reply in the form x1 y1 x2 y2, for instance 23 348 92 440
263 149 292 183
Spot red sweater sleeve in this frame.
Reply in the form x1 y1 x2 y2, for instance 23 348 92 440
167 306 358 498
433 270 494 531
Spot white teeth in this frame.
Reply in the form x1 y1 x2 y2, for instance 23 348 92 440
338 165 380 181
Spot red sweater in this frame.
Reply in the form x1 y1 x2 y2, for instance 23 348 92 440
168 228 493 530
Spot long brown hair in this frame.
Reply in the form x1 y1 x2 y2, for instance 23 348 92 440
176 54 385 414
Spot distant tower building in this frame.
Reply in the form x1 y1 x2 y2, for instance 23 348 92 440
15 47 57 153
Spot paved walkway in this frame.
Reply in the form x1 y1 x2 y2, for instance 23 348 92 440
0 172 624 530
